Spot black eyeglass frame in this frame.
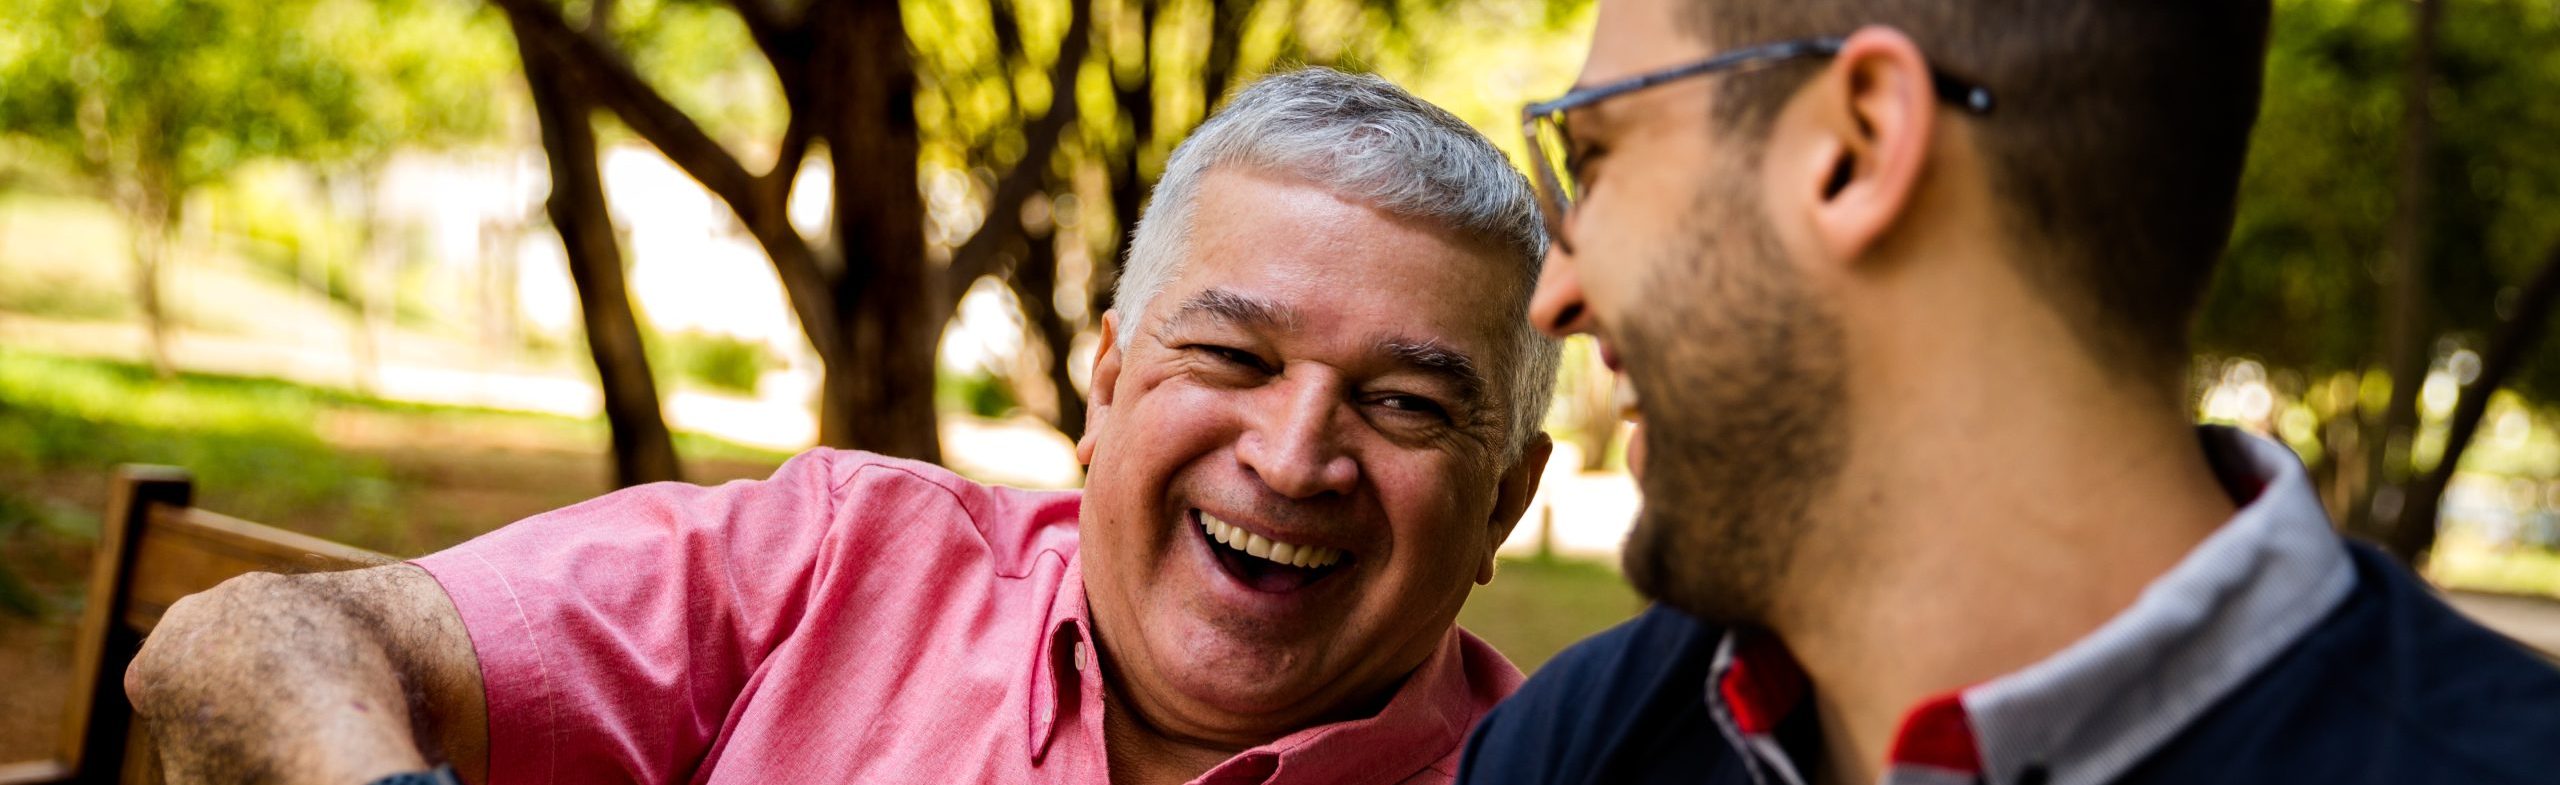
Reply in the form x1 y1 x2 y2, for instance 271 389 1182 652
1520 36 1996 252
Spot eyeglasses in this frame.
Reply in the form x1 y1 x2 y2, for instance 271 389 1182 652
1521 36 1996 253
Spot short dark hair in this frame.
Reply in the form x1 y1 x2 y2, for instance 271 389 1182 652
1689 0 2272 375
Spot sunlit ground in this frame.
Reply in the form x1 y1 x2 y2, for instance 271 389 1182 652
2430 528 2560 596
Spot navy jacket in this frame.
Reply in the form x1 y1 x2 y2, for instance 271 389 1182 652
1459 545 2560 785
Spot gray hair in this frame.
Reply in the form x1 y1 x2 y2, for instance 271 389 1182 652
1113 67 1561 462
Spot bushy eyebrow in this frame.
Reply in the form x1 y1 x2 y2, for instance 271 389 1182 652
1160 288 1300 336
1379 337 1490 409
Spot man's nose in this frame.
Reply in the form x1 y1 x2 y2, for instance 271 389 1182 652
1527 242 1592 337
1235 377 1360 499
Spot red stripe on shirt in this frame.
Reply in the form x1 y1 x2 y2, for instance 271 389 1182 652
1717 632 1808 735
1887 691 1983 772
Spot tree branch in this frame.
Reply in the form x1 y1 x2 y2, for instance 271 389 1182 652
487 0 760 212
1201 0 1252 114
942 0 1092 307
2393 242 2560 561
490 0 839 361
728 0 814 114
762 110 814 200
727 0 789 43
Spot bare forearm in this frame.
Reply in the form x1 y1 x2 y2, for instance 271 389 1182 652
127 567 482 785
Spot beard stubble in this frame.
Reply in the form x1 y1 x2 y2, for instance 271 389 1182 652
1616 180 1851 627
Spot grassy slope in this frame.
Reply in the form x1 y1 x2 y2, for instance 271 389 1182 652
1462 556 1646 672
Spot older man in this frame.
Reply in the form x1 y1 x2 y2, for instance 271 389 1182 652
125 68 1559 785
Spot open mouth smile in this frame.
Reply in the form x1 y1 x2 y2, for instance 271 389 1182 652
1192 510 1352 593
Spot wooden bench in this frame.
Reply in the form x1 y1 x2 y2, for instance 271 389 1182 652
0 465 391 785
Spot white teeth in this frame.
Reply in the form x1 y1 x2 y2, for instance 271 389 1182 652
1613 373 1642 422
1197 511 1342 569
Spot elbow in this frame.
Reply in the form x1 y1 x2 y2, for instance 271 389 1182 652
125 571 293 713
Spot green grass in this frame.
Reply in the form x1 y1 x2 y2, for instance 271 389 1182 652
0 348 789 536
1461 556 1647 672
650 329 780 396
0 271 131 322
0 347 395 530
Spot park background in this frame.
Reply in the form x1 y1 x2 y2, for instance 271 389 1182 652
3 0 2559 762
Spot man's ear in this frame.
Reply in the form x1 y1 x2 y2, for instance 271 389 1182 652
1478 432 1554 585
1075 311 1125 466
1780 25 1939 269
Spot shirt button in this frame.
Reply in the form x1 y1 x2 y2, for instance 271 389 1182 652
1073 639 1089 672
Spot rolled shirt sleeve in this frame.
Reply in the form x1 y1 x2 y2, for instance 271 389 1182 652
413 449 853 785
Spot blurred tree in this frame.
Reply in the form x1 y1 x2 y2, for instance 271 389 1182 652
2203 0 2560 563
2403 244 2560 559
0 0 504 378
512 1 685 486
2360 0 2441 548
489 0 1516 459
911 0 1533 442
487 0 1094 462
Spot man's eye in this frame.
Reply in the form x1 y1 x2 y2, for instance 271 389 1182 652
1372 394 1451 422
1568 143 1604 187
1189 345 1270 373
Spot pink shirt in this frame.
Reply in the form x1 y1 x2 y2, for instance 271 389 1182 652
414 449 1523 785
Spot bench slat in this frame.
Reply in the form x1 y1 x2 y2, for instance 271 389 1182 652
123 507 389 630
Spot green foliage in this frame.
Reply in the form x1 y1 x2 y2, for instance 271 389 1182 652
208 174 435 324
2205 0 2560 394
604 0 784 143
938 366 1021 419
648 330 780 396
0 0 510 207
906 0 1544 226
309 0 516 160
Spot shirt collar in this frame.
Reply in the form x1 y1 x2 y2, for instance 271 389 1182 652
1222 626 1509 784
1702 426 2357 785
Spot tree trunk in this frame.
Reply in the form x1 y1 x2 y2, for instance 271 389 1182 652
1201 0 1252 112
1011 228 1086 440
2391 244 2560 564
1097 0 1158 321
2354 0 2441 552
351 166 388 394
813 0 941 462
518 34 684 487
130 188 176 380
